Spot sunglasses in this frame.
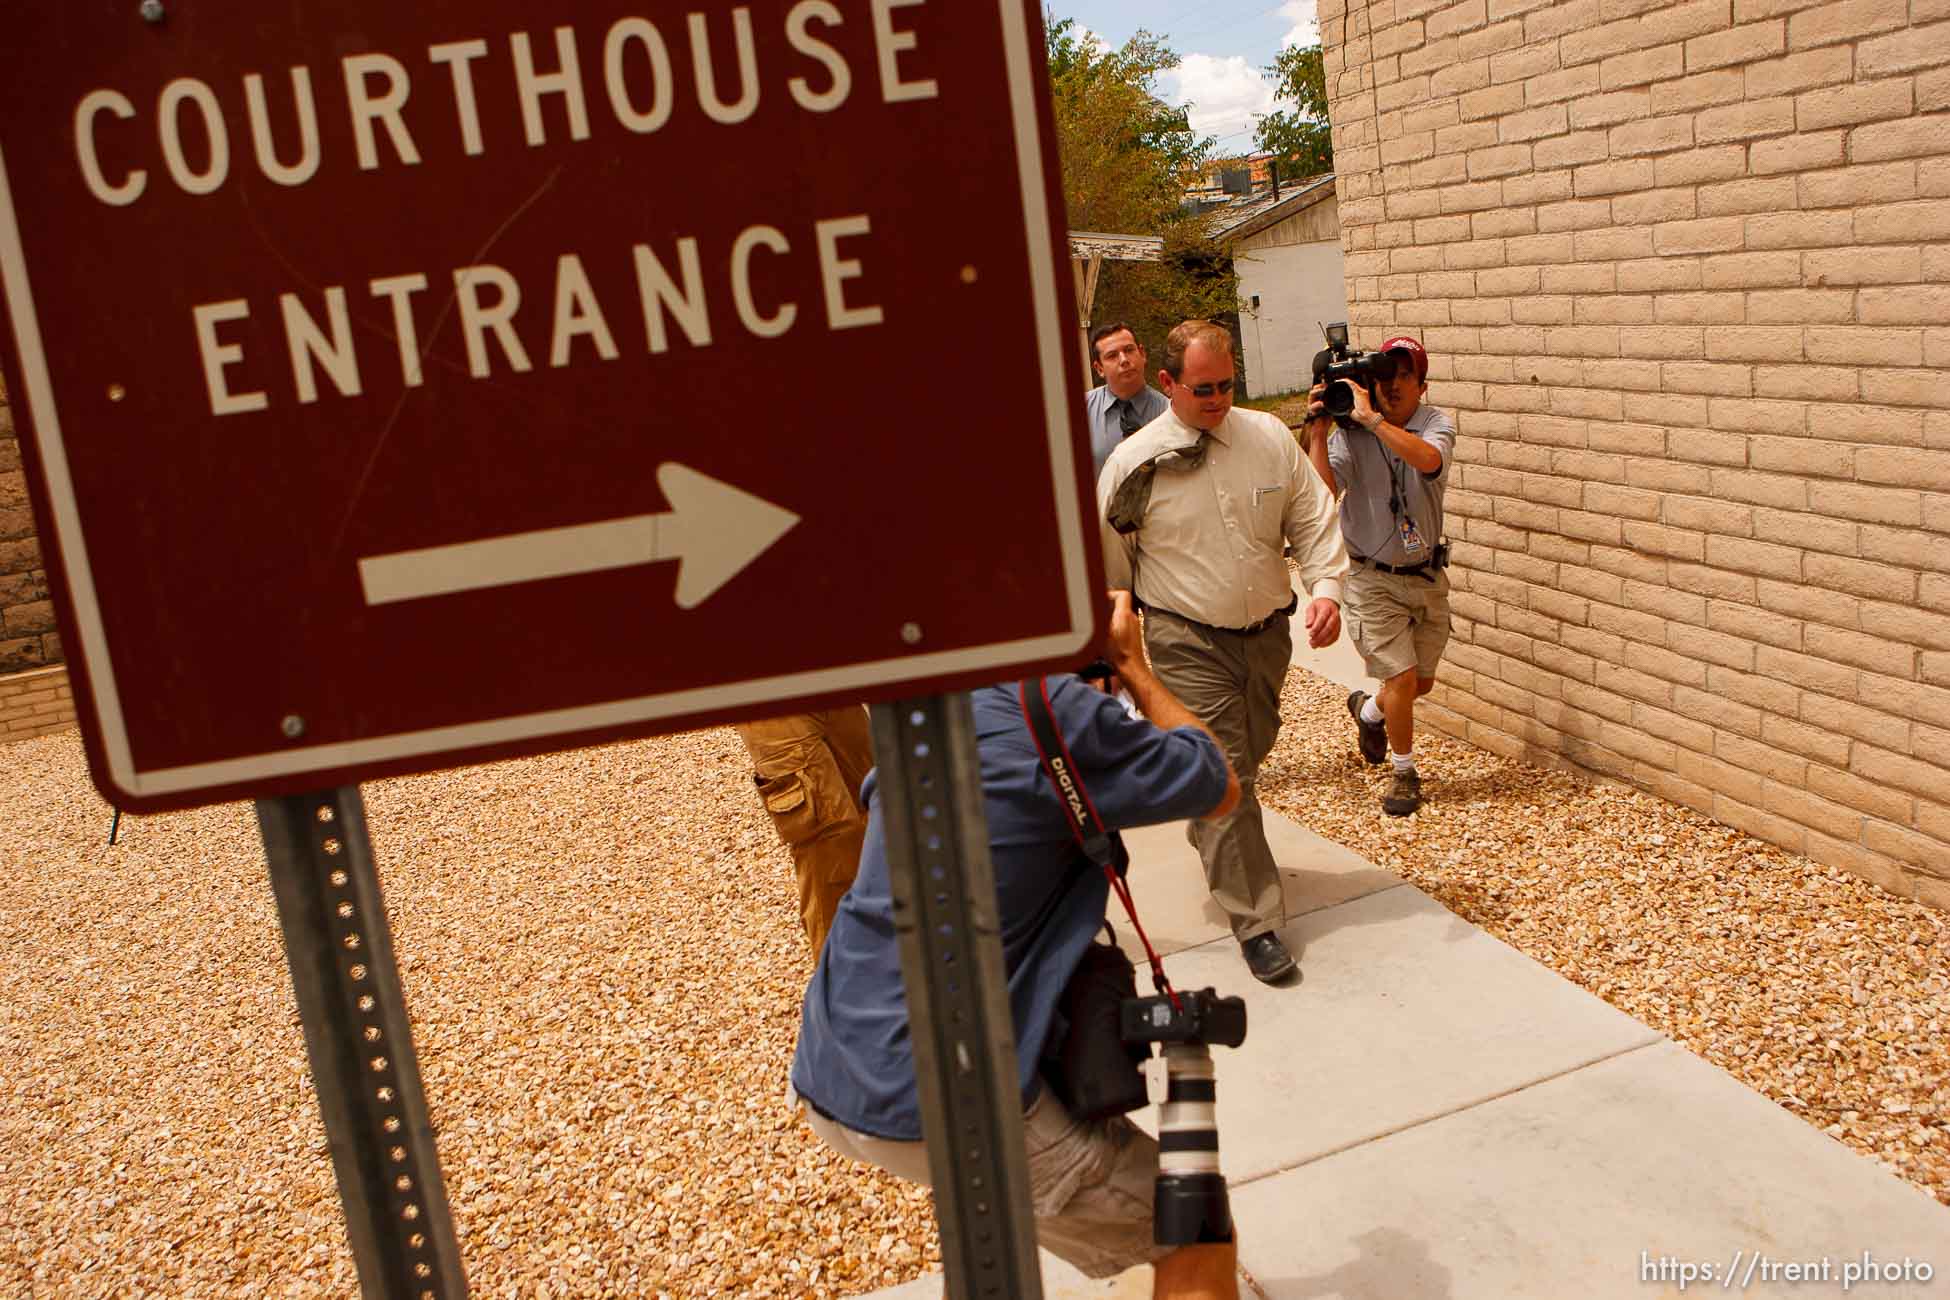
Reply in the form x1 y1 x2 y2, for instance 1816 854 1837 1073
1179 378 1236 398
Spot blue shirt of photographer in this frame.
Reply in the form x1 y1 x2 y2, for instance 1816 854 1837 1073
790 677 1229 1141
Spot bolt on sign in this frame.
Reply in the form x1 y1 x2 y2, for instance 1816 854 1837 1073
0 0 1103 811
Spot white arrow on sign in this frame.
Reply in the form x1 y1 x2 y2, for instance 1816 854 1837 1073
357 462 800 609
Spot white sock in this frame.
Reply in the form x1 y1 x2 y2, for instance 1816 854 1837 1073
1391 749 1415 773
1361 695 1385 725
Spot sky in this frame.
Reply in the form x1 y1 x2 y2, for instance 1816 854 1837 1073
1050 0 1321 157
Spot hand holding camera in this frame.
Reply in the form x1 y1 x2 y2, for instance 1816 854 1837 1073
1340 379 1382 431
1106 589 1147 683
1302 382 1334 436
1080 591 1149 707
1311 320 1398 433
1305 379 1380 433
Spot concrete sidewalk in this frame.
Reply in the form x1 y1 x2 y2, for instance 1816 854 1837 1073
864 633 1950 1298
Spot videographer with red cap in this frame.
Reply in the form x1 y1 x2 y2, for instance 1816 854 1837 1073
1303 334 1456 816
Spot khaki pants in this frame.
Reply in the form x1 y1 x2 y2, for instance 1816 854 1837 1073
733 707 874 954
801 1090 1172 1280
1142 610 1291 942
1344 565 1452 683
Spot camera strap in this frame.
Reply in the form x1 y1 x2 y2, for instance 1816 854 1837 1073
1017 677 1181 1010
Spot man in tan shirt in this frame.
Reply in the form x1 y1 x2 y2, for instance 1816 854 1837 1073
1096 320 1350 984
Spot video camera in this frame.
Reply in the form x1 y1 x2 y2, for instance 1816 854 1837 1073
1311 320 1399 431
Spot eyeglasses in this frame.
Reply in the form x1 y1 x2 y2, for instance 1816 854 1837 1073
1180 378 1236 398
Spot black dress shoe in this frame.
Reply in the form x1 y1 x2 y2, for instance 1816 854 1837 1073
1241 931 1298 984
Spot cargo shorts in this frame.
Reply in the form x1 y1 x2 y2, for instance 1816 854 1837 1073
799 1089 1172 1279
1344 563 1452 683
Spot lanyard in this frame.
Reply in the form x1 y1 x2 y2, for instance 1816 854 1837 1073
1017 678 1180 1010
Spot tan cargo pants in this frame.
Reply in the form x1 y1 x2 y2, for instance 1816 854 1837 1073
733 707 874 955
1141 610 1291 943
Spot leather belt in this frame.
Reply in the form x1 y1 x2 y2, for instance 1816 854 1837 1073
1142 593 1297 636
1351 554 1435 579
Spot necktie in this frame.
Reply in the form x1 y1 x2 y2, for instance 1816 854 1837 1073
1113 398 1142 437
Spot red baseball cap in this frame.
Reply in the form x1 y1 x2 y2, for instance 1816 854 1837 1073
1381 335 1429 381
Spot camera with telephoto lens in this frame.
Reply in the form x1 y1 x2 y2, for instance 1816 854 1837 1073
1120 987 1247 1048
1311 320 1398 431
1121 987 1248 1246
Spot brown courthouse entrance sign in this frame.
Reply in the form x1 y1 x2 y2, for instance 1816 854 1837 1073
0 1 1102 811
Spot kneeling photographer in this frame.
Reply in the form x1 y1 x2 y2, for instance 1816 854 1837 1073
790 590 1247 1296
1304 330 1457 818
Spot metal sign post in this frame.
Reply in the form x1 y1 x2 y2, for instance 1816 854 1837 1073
872 696 1044 1299
256 788 466 1300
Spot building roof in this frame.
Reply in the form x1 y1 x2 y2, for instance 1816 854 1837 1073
1067 231 1166 262
1203 173 1336 243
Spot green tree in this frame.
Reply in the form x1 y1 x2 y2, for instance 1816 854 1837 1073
1044 15 1239 373
1254 44 1333 177
1045 16 1205 232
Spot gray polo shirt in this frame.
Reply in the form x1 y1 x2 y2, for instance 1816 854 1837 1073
1083 383 1168 481
1326 403 1456 566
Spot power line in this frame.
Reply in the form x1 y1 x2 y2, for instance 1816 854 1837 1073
1168 2 1294 45
1075 0 1314 55
1175 99 1283 146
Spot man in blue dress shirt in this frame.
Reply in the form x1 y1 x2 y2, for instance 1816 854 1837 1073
1084 323 1170 480
792 592 1243 1295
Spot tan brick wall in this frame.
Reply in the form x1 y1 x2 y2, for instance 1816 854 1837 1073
0 664 75 742
1321 0 1950 906
0 374 59 674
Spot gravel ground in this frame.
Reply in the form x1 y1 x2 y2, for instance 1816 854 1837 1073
0 728 939 1298
1259 671 1950 1208
3 670 1947 1296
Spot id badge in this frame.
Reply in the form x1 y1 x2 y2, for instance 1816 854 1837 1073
1399 517 1428 556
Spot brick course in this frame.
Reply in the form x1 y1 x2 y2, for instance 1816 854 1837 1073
1322 0 1950 904
0 378 57 678
0 664 76 742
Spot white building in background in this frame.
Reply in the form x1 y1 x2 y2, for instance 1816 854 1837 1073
1208 175 1346 399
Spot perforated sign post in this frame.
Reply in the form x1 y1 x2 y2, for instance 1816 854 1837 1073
0 3 1102 1295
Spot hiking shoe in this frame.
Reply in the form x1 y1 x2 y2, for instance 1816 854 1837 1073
1382 767 1423 817
1240 931 1299 985
1347 690 1388 765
